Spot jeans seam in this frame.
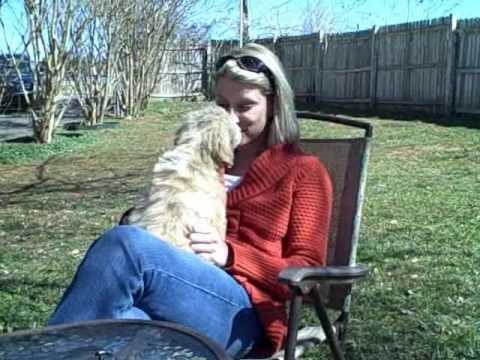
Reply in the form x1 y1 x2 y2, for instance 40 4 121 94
145 267 246 308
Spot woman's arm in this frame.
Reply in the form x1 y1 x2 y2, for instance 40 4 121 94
226 158 333 302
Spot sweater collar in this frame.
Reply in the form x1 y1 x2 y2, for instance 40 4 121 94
227 143 300 206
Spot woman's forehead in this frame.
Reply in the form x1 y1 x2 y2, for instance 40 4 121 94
215 88 265 105
215 77 264 99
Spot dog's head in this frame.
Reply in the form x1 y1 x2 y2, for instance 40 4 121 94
174 104 241 168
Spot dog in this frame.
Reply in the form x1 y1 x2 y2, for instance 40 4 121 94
123 104 241 251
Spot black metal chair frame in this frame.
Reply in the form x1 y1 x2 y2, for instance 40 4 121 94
277 111 373 360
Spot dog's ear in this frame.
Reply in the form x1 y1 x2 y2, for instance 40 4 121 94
174 121 189 146
203 117 236 167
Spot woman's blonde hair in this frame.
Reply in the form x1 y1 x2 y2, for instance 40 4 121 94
214 43 299 146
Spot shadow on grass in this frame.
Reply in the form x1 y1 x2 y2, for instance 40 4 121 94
0 155 58 196
297 103 480 130
0 173 142 207
0 153 147 212
63 121 120 131
4 136 35 143
0 278 66 293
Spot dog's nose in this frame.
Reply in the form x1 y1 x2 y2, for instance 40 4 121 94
229 111 240 125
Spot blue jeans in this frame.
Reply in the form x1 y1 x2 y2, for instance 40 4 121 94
48 225 263 358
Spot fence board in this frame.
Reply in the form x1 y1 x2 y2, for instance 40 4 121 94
373 16 452 114
455 19 480 113
276 33 320 101
319 29 373 103
153 46 206 99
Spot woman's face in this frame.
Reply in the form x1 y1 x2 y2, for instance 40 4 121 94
215 76 272 151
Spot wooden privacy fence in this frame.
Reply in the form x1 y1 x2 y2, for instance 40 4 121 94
455 18 480 114
158 15 480 116
152 47 207 99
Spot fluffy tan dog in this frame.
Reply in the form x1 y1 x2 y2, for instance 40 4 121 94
126 104 241 250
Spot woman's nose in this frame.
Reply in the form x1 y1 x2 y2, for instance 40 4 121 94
228 109 240 124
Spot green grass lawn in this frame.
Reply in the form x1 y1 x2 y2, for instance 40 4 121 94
0 101 479 359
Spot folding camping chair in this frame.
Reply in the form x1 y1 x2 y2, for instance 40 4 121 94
265 111 373 360
117 110 373 360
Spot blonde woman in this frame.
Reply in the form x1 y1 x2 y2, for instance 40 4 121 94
48 43 333 359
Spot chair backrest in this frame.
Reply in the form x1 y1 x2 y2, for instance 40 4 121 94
297 111 372 311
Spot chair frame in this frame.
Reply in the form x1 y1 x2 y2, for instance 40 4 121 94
279 111 373 360
118 110 373 360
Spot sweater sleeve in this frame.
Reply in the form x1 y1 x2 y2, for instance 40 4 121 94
226 157 333 302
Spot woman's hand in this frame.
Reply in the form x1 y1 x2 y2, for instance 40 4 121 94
188 223 229 267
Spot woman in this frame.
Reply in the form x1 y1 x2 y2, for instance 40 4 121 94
48 43 333 358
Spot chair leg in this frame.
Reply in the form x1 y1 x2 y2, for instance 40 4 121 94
311 287 345 360
335 311 349 351
284 289 304 360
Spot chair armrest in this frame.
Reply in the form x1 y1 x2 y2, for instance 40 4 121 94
278 264 368 287
119 207 134 225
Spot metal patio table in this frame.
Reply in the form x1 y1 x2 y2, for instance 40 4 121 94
0 319 230 359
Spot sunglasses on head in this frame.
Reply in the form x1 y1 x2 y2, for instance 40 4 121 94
215 55 274 87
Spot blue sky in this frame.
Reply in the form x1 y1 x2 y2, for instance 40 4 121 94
197 0 480 39
1 0 479 51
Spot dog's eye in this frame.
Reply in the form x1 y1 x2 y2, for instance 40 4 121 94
216 102 228 110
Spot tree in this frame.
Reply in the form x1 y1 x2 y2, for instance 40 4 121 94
0 0 31 112
19 0 92 143
239 0 249 47
114 0 203 119
0 0 8 109
300 0 337 35
70 0 126 126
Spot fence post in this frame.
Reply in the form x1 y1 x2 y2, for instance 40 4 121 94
445 15 458 116
369 26 377 110
314 32 322 106
315 31 325 105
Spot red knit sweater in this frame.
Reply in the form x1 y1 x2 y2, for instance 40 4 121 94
225 143 333 354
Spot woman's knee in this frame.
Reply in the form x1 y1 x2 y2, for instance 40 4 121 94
84 225 150 266
89 225 179 271
93 225 150 252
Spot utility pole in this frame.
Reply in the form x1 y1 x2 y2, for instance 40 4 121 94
239 0 249 47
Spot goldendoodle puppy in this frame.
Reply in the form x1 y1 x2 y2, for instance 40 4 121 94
125 104 241 251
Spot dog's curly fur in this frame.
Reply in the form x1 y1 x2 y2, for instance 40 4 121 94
125 104 241 250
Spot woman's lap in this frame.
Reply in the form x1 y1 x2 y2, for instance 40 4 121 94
48 225 262 357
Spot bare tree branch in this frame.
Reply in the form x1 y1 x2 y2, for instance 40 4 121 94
15 0 95 143
69 0 127 126
113 0 203 119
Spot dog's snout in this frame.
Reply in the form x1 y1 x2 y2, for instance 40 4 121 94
232 123 242 148
225 109 240 125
